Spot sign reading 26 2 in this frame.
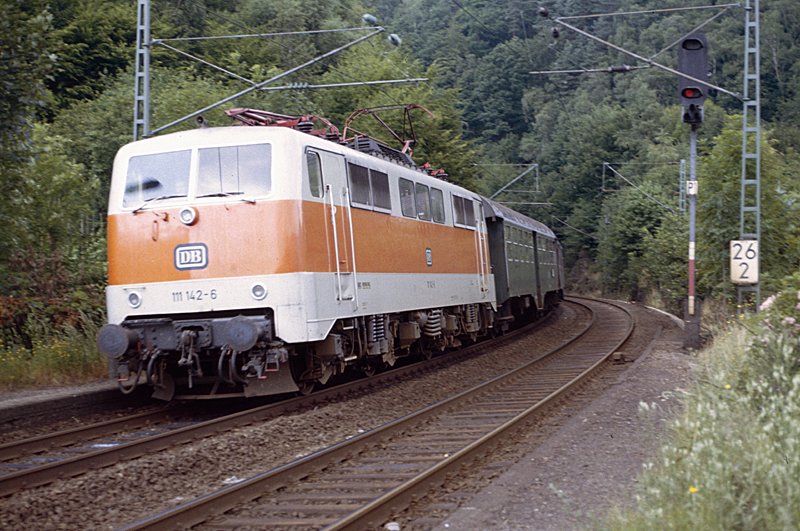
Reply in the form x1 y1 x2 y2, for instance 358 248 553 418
730 240 759 285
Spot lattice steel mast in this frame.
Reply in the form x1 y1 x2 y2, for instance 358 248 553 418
738 0 761 309
133 0 151 140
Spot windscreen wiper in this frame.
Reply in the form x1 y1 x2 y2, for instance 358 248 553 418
196 192 256 204
132 194 185 214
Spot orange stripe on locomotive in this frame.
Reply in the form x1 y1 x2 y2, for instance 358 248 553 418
108 199 484 285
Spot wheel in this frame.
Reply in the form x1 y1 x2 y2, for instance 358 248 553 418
297 380 315 396
362 361 382 377
417 342 434 360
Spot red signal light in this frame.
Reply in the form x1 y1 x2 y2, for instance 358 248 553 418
681 87 703 99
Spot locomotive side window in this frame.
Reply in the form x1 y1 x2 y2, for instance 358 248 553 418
371 170 391 211
452 194 476 229
453 195 465 225
306 151 323 198
430 187 445 223
347 163 392 213
124 149 191 207
399 178 416 218
347 163 371 206
197 144 271 197
415 183 431 221
464 199 476 227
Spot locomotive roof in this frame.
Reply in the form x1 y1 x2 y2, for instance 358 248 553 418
480 197 556 238
118 127 555 239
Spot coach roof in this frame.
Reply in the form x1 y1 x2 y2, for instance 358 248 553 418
480 197 556 239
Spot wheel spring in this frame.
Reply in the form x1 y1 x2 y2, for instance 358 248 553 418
423 309 442 337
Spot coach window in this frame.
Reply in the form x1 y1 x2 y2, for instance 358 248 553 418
415 183 431 221
399 178 416 218
197 144 271 197
306 151 323 198
430 187 445 223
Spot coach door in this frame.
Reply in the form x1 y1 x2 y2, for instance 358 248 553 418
317 151 357 305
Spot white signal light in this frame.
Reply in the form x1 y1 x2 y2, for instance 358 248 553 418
127 291 143 308
251 283 268 301
179 207 198 225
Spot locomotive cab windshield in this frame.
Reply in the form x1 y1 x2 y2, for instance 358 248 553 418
122 143 272 209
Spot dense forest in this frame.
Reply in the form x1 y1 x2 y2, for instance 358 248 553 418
2 0 799 355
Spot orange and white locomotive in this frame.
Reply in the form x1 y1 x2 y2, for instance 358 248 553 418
97 111 564 400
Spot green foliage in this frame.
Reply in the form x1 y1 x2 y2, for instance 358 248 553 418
5 124 98 253
698 116 800 298
3 0 800 378
636 212 689 313
608 275 800 530
0 319 107 391
0 0 54 165
0 124 105 350
597 182 672 298
51 67 236 206
0 1 56 266
47 0 136 108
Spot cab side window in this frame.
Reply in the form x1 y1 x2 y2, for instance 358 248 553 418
453 194 476 228
306 151 323 198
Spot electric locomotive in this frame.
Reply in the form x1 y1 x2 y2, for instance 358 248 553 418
97 109 563 400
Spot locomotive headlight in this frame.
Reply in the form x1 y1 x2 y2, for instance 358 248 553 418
250 283 268 301
179 207 198 225
127 290 143 308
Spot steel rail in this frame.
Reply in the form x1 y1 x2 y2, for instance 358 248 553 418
335 298 633 530
0 407 173 462
119 299 622 530
0 308 564 498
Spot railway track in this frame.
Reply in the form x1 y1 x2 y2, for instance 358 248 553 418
0 305 569 499
119 297 633 530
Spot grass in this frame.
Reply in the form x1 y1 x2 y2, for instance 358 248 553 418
606 282 800 530
0 325 108 392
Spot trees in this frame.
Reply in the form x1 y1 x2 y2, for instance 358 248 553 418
0 1 56 264
698 117 800 297
2 0 800 348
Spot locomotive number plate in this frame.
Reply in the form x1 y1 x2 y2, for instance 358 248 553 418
171 289 218 303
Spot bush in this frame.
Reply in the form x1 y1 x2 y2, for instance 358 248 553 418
0 314 107 390
608 275 800 529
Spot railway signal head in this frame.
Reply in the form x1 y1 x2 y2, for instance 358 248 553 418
678 33 708 124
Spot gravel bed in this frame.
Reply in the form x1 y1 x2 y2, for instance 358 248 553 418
0 382 157 445
0 305 587 530
402 301 690 529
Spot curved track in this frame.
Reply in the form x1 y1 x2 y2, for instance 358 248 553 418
120 297 633 530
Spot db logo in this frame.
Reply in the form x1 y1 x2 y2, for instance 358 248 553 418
174 244 208 270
